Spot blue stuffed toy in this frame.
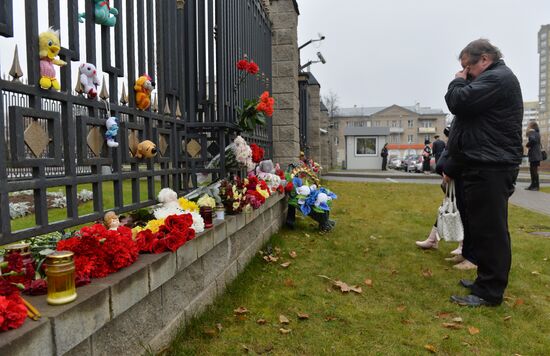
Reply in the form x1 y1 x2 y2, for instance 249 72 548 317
105 117 119 148
79 0 119 27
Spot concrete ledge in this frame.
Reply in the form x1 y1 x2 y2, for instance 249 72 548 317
0 193 285 356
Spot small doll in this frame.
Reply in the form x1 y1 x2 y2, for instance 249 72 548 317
38 28 66 90
105 117 119 148
103 211 120 230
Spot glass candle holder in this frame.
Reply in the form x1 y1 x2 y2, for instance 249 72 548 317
200 206 213 228
45 251 77 305
215 204 225 220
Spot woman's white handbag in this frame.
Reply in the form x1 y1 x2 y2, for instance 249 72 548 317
437 181 464 242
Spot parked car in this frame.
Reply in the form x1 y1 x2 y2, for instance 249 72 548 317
402 154 422 172
388 157 402 170
414 157 437 173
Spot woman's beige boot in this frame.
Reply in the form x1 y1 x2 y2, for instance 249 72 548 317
415 226 439 249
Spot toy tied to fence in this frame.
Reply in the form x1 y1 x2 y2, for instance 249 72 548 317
135 140 157 159
79 63 100 98
105 117 119 148
38 28 66 91
134 74 155 110
78 0 119 27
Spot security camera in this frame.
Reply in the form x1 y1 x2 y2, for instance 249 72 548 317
317 52 326 64
318 33 326 41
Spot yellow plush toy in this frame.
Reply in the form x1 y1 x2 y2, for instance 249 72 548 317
135 140 157 159
39 28 66 90
134 74 154 110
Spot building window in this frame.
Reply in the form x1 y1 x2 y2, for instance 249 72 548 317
408 120 414 128
367 121 372 127
374 120 381 127
346 121 352 127
335 137 339 145
420 120 433 128
355 137 377 156
390 135 400 144
408 135 414 143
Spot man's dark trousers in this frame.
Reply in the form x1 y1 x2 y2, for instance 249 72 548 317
462 167 519 304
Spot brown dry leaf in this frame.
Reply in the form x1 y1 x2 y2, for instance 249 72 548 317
401 319 414 325
242 344 250 353
422 268 433 278
256 318 267 325
514 298 525 307
503 315 512 321
531 271 540 276
364 279 373 287
279 314 290 324
216 323 223 332
442 335 450 340
396 305 406 312
468 326 480 335
235 315 247 321
452 317 463 323
279 328 292 334
263 255 279 263
350 285 363 294
304 233 311 238
274 247 281 255
297 312 309 320
424 344 437 353
324 316 337 322
203 327 217 337
284 278 295 287
280 262 291 268
289 251 297 259
234 306 249 315
391 269 399 275
334 280 351 293
442 322 463 329
437 312 451 319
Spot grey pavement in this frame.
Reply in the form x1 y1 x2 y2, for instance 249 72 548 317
324 172 550 217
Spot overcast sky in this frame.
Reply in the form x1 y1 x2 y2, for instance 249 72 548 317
297 0 550 112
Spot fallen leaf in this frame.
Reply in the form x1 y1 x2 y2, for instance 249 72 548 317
325 287 332 293
442 335 450 340
235 315 247 321
280 262 291 268
452 317 463 323
242 344 250 352
203 327 217 337
364 279 373 287
424 344 437 353
256 318 267 325
442 322 463 329
350 285 363 294
334 280 351 292
468 326 480 335
503 315 512 321
284 278 295 287
369 235 377 240
279 315 290 324
436 312 451 319
391 269 399 275
305 233 310 238
531 271 540 276
234 306 249 315
279 328 291 334
544 258 548 262
263 255 279 263
422 268 433 278
396 305 406 312
274 247 281 255
401 319 414 325
289 251 297 259
297 312 309 320
324 316 337 322
216 323 223 332
514 298 525 307
364 247 370 253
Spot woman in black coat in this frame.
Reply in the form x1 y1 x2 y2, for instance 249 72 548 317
422 139 432 174
526 121 543 191
381 143 389 170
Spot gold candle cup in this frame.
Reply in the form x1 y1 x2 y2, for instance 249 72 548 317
45 251 77 305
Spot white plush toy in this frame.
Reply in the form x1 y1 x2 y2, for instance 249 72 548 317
154 188 184 219
79 63 100 98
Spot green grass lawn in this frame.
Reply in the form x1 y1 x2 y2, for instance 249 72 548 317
11 180 162 232
167 181 550 355
541 186 550 194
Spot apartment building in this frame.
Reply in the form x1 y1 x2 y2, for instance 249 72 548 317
539 24 550 149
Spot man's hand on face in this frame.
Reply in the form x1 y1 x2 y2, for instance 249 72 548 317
455 66 469 80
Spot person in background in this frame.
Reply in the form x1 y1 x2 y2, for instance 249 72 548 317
444 39 522 307
432 135 446 164
525 121 542 191
381 143 389 171
422 139 432 174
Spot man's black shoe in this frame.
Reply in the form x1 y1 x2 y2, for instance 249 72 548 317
459 279 474 289
524 186 533 190
450 294 500 307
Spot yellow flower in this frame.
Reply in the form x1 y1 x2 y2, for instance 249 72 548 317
233 201 240 210
197 194 216 209
179 197 199 212
144 218 165 233
257 186 270 199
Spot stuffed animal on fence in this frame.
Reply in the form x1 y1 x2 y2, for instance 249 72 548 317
78 0 119 27
38 28 66 91
105 117 119 148
134 74 154 110
135 140 157 159
79 63 100 98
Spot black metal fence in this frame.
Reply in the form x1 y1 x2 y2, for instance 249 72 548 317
298 74 310 155
0 0 272 245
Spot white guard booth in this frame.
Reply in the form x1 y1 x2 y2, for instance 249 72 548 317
344 127 390 170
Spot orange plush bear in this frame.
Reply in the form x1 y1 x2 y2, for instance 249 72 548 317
134 74 154 110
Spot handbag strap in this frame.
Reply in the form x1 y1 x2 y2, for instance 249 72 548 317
445 180 458 213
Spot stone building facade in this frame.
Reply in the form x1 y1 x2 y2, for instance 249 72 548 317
539 24 550 150
332 104 447 165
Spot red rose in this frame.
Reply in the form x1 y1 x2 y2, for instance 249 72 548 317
247 61 259 75
152 238 167 254
136 229 156 253
164 214 193 233
277 184 284 194
250 144 265 163
237 59 249 71
285 182 294 193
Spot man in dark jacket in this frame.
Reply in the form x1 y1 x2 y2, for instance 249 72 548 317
444 39 523 307
432 135 446 164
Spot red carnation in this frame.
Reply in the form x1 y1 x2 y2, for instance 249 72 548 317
0 294 27 331
285 181 294 193
247 61 259 75
23 279 47 296
6 253 23 273
152 238 167 254
237 59 249 71
276 184 284 194
250 144 265 163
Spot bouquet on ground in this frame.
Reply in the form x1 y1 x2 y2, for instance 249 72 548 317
56 224 139 284
134 213 195 254
287 177 337 216
219 177 249 214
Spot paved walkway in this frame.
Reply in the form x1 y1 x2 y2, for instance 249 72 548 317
324 171 550 217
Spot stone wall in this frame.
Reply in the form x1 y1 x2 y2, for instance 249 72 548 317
270 0 300 166
0 194 287 356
